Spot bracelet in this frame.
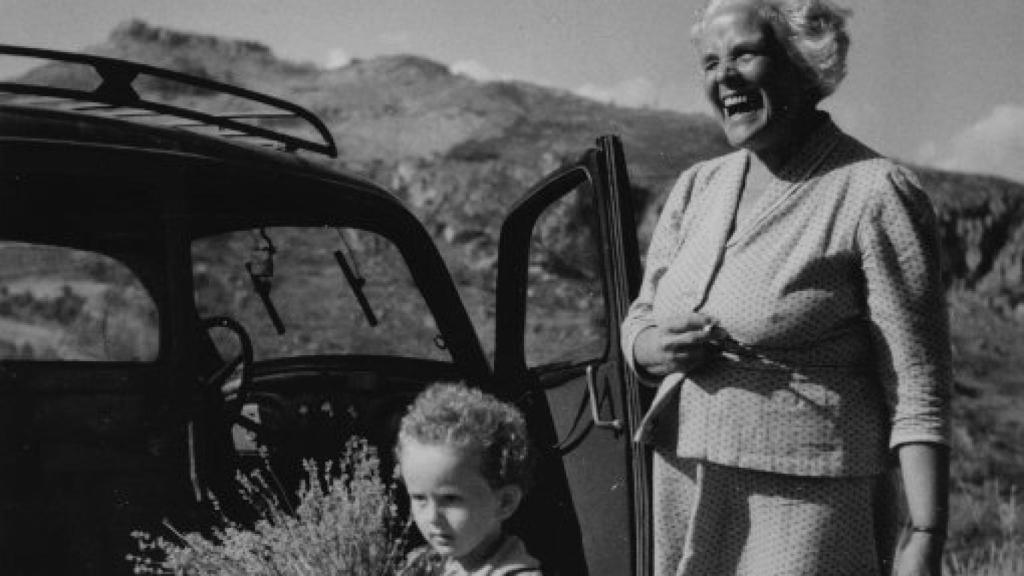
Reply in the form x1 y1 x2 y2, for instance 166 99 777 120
911 525 946 535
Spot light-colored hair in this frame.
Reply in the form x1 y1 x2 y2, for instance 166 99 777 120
396 383 535 492
692 0 851 103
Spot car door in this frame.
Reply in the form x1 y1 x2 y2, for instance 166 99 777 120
494 135 650 576
0 148 198 576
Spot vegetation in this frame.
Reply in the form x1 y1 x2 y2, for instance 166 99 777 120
943 292 1024 573
7 20 1023 573
128 438 412 576
946 482 1023 575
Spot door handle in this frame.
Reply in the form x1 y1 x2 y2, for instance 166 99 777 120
186 421 203 502
586 364 622 431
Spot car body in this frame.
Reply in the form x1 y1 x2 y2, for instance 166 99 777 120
0 45 651 575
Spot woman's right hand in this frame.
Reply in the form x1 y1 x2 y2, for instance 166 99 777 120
632 311 718 378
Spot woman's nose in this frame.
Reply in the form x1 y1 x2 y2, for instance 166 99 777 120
715 59 738 83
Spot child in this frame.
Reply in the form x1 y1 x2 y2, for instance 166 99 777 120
395 383 542 576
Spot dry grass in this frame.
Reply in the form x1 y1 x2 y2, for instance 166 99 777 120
944 293 1024 574
946 481 1023 574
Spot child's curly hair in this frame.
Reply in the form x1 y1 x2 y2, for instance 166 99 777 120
396 383 535 492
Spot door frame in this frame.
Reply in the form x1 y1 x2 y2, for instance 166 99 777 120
495 135 650 576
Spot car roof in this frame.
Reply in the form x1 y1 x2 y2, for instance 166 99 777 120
0 44 337 156
0 50 438 245
0 103 427 242
0 44 409 217
0 101 369 188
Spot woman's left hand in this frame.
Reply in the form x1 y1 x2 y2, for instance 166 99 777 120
895 532 944 576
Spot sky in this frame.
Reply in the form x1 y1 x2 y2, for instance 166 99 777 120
4 0 1024 184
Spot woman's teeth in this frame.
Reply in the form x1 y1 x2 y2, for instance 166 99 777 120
722 93 760 116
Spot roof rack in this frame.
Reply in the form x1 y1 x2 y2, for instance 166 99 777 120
0 44 338 158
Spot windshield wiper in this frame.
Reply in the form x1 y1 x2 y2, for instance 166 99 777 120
333 228 378 327
246 228 286 334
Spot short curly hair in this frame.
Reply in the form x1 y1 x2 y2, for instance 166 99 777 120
692 0 852 103
396 383 535 492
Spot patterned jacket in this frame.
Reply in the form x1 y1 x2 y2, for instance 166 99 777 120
622 116 952 477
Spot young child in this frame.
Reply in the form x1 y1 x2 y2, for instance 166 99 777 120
395 383 542 576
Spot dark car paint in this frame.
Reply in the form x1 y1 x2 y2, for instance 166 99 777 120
0 61 648 575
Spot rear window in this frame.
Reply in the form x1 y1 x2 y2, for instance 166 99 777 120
0 242 159 361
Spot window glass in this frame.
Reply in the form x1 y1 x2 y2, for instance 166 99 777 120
523 185 607 369
0 242 159 361
192 226 448 361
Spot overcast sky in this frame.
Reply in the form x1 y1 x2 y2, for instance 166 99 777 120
4 0 1024 183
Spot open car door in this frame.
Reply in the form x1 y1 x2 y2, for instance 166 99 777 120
495 136 650 576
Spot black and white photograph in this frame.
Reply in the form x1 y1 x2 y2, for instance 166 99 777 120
1 1 1021 574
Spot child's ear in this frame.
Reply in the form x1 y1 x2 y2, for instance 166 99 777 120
495 485 523 521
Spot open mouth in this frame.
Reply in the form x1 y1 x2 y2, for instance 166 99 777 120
721 92 763 117
429 533 453 545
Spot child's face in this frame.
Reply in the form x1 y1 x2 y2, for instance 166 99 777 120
399 438 520 559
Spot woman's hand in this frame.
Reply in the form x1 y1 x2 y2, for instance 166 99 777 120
632 311 718 378
896 531 944 576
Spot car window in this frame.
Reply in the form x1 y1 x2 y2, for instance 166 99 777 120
192 226 449 361
0 241 160 361
523 185 608 369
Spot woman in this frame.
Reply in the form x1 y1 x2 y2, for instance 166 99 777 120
621 1 951 574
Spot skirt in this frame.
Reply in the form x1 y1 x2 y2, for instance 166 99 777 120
652 450 902 576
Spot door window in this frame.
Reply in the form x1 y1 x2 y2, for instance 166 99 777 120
494 139 645 576
523 184 607 369
0 242 159 361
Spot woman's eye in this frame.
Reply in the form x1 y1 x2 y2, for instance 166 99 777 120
735 50 762 64
702 59 719 73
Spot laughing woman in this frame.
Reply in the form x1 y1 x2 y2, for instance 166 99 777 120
621 1 951 575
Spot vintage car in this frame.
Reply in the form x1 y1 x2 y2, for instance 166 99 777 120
0 45 651 575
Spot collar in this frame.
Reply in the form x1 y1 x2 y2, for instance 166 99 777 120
760 111 841 184
445 531 507 573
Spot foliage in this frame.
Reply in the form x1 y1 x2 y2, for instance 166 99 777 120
17 20 1024 571
946 482 1023 575
945 361 1024 573
128 438 412 576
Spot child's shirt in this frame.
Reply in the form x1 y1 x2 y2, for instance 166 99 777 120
400 533 542 576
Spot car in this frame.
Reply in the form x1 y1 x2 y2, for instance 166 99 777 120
0 44 652 575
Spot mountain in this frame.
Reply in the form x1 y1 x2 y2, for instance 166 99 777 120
8 18 1024 324
13 18 1024 373
5 19 1024 563
23 20 1021 314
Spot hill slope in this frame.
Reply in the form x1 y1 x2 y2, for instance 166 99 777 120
24 19 1019 306
6 18 1024 567
11 16 1024 414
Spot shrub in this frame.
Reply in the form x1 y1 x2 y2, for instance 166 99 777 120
128 437 412 575
946 482 1024 575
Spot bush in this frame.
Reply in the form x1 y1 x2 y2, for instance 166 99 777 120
946 482 1024 576
128 437 412 575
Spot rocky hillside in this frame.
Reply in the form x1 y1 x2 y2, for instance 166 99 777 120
10 20 1024 316
6 20 1023 566
22 20 1024 317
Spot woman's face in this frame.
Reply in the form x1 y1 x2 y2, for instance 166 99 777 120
697 1 811 154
